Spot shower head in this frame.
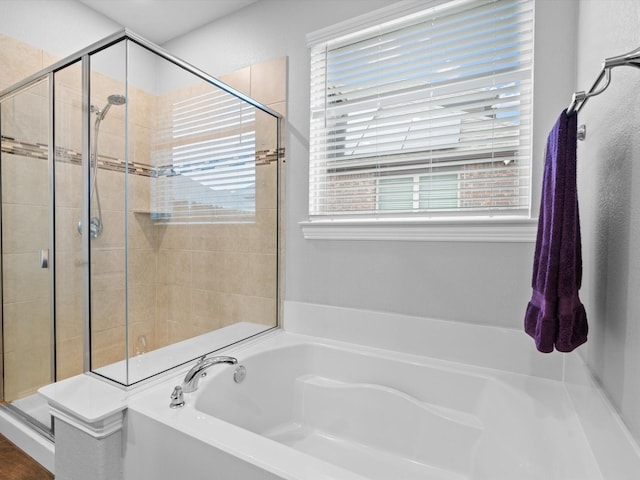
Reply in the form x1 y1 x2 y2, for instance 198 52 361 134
107 94 126 106
97 94 126 121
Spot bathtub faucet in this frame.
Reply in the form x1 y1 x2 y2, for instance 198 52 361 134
182 355 238 393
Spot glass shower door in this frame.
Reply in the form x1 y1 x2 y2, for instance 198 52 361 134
0 77 54 435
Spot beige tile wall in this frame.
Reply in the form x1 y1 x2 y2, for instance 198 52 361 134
1 33 285 390
151 58 285 348
1 63 52 400
0 34 58 90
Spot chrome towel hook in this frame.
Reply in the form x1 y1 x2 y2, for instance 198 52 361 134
567 45 640 128
567 66 612 116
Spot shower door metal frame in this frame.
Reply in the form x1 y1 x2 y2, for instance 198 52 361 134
80 56 91 373
0 28 283 389
0 73 57 438
47 72 57 390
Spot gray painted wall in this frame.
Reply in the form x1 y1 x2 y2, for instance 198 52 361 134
0 0 119 58
575 0 640 445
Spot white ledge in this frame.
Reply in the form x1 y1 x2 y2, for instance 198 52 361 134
39 374 127 439
49 405 124 439
300 217 538 243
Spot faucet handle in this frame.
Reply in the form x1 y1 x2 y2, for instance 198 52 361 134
169 385 185 409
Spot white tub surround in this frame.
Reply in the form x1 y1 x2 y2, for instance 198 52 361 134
564 352 640 479
284 301 563 379
186 336 599 479
124 307 640 480
39 375 128 480
283 302 640 479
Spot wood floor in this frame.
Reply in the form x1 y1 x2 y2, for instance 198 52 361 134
0 434 53 480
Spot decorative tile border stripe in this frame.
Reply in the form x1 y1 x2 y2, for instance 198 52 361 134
256 147 285 165
2 135 154 177
0 136 48 160
1 137 283 177
54 143 155 177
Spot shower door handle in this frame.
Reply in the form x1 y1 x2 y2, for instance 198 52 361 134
40 249 49 269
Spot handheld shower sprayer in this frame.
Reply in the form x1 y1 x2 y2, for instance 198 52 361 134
78 93 126 238
98 94 127 121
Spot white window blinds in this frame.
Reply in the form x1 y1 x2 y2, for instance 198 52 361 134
309 0 533 219
152 89 256 224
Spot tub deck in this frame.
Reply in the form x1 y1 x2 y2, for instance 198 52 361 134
126 331 604 480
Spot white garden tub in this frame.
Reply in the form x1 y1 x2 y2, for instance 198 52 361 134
125 330 603 480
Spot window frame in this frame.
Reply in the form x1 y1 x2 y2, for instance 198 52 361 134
303 0 538 242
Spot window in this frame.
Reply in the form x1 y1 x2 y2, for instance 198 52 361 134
379 174 460 211
308 0 534 220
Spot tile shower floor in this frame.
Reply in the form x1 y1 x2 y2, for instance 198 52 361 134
0 434 53 480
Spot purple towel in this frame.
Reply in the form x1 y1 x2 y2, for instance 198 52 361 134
524 109 588 353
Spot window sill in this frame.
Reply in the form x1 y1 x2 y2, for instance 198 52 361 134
300 217 538 243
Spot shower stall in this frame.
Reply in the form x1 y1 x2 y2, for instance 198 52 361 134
0 30 282 439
